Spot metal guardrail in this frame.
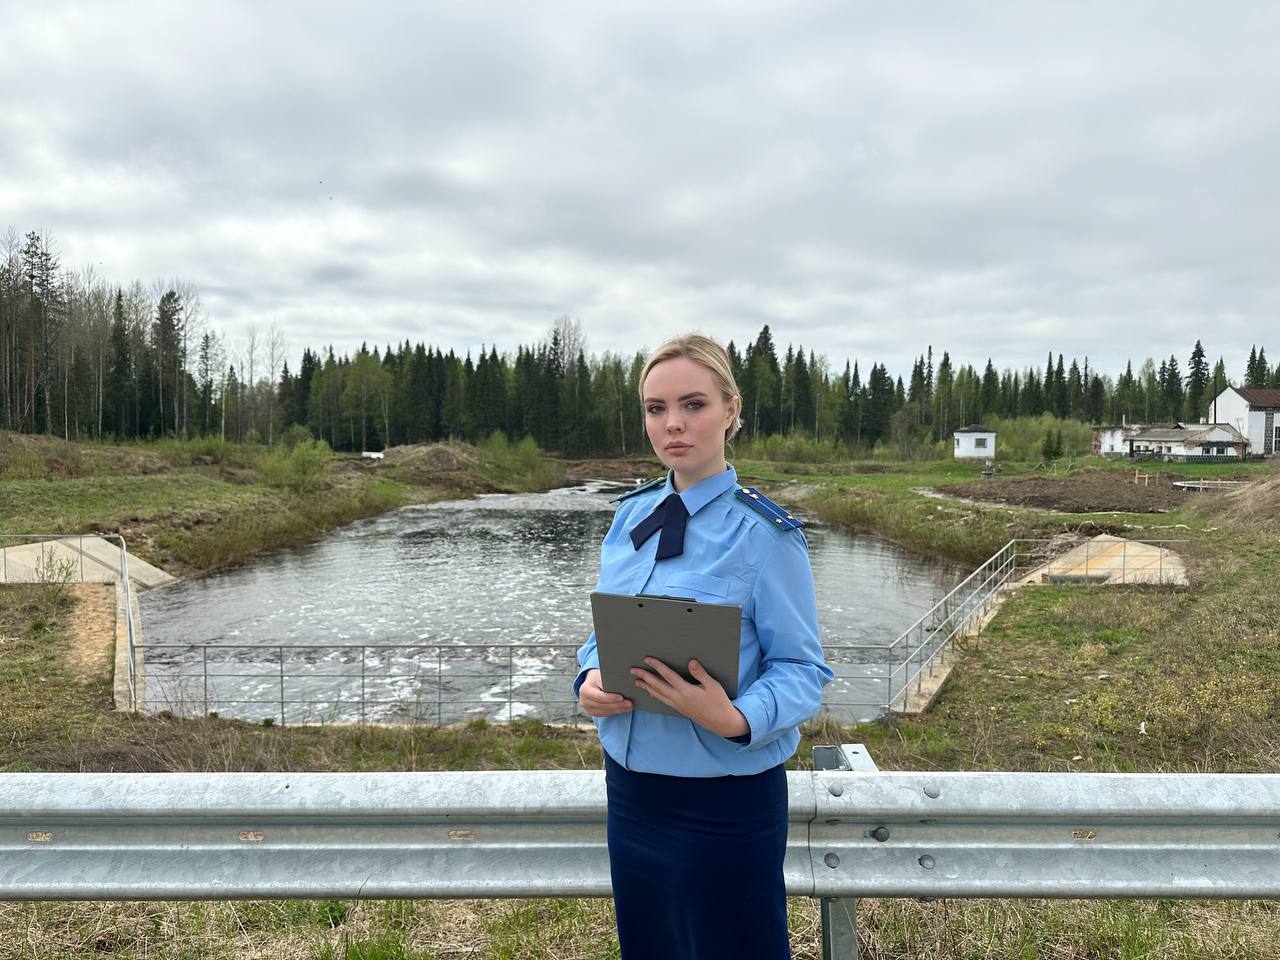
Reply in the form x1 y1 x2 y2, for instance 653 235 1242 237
3 746 1279 959
0 533 139 708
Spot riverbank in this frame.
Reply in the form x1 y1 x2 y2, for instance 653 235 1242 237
3 443 1279 958
0 432 564 577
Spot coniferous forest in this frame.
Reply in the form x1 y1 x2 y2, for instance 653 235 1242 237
3 228 1279 457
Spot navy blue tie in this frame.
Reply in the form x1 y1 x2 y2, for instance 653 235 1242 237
630 493 689 560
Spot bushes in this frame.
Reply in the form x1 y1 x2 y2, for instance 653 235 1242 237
257 439 333 493
985 414 1094 462
477 432 563 490
725 418 1097 465
148 436 256 467
732 433 846 464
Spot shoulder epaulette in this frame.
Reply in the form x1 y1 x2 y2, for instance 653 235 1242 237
610 476 665 504
735 485 805 530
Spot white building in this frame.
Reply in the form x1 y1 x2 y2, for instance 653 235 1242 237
1128 423 1249 461
1092 421 1144 458
953 424 996 460
1207 386 1280 456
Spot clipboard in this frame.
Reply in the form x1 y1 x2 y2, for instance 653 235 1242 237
590 591 741 717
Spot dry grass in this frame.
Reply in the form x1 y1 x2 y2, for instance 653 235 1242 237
4 896 1280 959
1209 463 1280 530
4 457 1280 958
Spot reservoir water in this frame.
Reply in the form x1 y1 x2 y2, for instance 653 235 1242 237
141 480 963 724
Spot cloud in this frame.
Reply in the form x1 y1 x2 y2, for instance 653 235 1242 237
3 1 1279 379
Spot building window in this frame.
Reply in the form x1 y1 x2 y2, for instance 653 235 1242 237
954 437 960 448
975 437 988 449
1201 445 1210 455
1274 425 1280 449
1217 445 1226 455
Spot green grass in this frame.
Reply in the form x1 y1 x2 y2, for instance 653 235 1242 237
3 447 1279 957
4 893 1278 959
0 433 570 576
0 583 606 777
738 455 1068 565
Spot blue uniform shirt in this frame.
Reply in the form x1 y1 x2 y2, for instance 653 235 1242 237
575 464 834 777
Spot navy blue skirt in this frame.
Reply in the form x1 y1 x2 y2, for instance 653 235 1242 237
604 752 791 960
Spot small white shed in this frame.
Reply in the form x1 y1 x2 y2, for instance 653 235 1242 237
953 424 996 460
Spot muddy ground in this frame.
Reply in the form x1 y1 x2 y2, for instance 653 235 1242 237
935 469 1209 513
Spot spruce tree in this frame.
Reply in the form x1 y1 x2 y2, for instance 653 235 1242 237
1185 340 1208 422
106 290 132 439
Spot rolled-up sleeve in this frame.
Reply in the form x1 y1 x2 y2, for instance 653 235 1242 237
730 531 834 749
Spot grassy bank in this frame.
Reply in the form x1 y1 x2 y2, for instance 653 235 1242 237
740 453 1274 565
2 449 1279 957
0 432 564 577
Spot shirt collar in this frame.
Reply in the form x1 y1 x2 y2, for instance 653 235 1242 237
661 463 739 518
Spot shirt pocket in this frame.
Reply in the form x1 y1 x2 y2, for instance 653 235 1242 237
662 571 730 602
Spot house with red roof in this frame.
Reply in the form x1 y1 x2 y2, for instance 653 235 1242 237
1207 386 1280 456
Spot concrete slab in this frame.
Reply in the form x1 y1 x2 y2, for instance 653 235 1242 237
1020 535 1186 586
0 540 114 583
0 548 38 582
0 537 176 590
61 536 177 589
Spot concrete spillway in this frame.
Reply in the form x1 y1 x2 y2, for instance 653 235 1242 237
0 537 175 589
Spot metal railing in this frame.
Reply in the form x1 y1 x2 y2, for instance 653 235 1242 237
138 537 1188 726
3 746 1279 960
1 533 139 708
821 538 1187 721
142 641 586 725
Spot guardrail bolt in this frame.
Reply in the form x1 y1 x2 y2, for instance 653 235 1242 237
923 784 940 799
824 853 840 869
871 827 890 843
828 782 844 797
918 855 936 870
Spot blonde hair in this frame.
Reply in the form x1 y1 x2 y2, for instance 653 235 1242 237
638 334 744 443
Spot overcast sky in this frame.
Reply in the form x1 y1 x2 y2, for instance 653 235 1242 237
3 2 1278 379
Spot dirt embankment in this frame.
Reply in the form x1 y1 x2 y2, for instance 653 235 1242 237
560 457 662 481
359 442 501 494
935 469 1203 513
1212 468 1280 528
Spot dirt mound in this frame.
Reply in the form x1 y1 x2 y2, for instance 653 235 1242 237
936 469 1193 513
1212 467 1280 528
376 441 499 493
563 457 662 481
384 442 480 473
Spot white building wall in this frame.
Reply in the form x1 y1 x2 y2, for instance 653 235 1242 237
954 433 996 459
1209 389 1252 439
1098 428 1127 455
1248 410 1267 452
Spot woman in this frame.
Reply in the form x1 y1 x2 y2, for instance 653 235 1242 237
575 333 833 960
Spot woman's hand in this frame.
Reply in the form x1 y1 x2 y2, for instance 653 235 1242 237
578 668 633 717
631 658 750 739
